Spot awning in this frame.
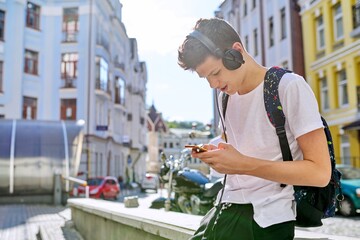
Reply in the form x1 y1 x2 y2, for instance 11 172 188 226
343 119 360 130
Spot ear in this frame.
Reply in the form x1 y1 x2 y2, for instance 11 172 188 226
232 42 244 54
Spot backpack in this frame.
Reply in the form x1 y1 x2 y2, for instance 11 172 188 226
221 66 343 227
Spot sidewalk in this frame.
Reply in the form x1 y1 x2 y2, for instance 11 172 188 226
0 204 83 240
0 187 142 240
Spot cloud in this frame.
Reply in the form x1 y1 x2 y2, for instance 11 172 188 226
121 0 214 56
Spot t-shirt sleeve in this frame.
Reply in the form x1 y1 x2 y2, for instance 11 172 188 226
279 74 323 139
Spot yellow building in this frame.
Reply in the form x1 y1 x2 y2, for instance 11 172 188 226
299 0 360 167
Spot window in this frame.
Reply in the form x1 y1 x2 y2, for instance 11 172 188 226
99 153 103 177
62 8 79 42
60 99 76 120
333 3 344 41
353 2 360 29
337 69 348 107
245 35 248 50
115 76 125 105
61 53 78 87
0 10 5 41
95 57 108 92
244 0 247 16
320 77 329 111
24 49 38 75
280 8 286 39
22 96 37 120
253 28 258 56
316 15 325 50
0 61 3 92
357 86 360 110
26 2 40 30
282 61 288 69
340 135 350 165
252 0 256 9
269 17 274 47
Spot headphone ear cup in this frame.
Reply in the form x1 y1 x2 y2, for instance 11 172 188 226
222 49 244 70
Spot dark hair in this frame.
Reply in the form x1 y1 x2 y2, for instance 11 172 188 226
178 18 242 71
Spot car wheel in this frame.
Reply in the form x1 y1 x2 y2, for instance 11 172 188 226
339 196 356 217
100 193 105 200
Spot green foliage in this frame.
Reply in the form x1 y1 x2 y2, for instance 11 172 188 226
165 120 205 130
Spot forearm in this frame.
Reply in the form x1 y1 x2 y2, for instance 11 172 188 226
240 156 331 187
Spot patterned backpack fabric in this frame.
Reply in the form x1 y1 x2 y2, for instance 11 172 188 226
222 66 343 227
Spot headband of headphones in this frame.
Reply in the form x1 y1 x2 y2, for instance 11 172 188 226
188 30 223 58
188 29 245 70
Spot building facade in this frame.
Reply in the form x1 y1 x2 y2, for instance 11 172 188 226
146 104 212 175
146 104 168 173
298 0 360 167
0 0 148 182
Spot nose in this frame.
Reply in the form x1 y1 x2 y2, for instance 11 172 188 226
206 76 219 89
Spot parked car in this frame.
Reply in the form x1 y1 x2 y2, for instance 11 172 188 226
336 165 360 217
140 173 159 193
77 176 120 200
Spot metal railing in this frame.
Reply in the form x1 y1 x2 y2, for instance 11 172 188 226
63 176 89 198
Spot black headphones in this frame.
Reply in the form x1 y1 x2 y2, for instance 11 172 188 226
188 30 245 70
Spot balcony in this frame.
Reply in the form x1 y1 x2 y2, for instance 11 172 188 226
122 135 132 147
95 79 111 95
62 31 78 43
61 78 76 88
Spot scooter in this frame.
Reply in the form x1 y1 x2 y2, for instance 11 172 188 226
150 149 223 215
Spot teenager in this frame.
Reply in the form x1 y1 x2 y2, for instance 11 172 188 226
177 17 331 240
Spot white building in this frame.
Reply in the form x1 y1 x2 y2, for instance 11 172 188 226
0 0 147 183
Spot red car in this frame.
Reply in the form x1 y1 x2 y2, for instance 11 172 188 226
77 176 120 200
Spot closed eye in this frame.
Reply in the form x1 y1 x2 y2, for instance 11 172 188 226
213 70 220 76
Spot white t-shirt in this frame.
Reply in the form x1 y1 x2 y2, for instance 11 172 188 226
217 71 323 228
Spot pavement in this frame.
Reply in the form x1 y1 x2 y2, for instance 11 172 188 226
0 188 143 240
0 204 83 240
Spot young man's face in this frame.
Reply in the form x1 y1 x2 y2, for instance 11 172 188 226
195 55 238 95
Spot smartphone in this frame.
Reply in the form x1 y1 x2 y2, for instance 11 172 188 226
184 144 207 153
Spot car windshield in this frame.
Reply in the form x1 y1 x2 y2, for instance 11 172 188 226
87 178 103 186
339 167 360 180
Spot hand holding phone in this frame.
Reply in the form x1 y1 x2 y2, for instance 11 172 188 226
184 144 207 153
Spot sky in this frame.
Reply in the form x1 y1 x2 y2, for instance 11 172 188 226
120 0 224 125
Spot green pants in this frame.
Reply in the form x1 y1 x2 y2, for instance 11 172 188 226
190 203 295 240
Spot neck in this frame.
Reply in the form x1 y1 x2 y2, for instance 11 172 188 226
237 61 267 95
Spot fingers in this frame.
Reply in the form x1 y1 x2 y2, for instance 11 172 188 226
217 142 229 149
203 144 218 151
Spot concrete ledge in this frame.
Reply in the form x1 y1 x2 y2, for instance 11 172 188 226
68 199 358 240
68 198 201 240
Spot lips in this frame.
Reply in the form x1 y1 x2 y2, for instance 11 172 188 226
220 85 228 92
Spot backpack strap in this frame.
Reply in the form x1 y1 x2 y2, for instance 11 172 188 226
222 93 229 119
264 67 293 162
221 93 229 142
